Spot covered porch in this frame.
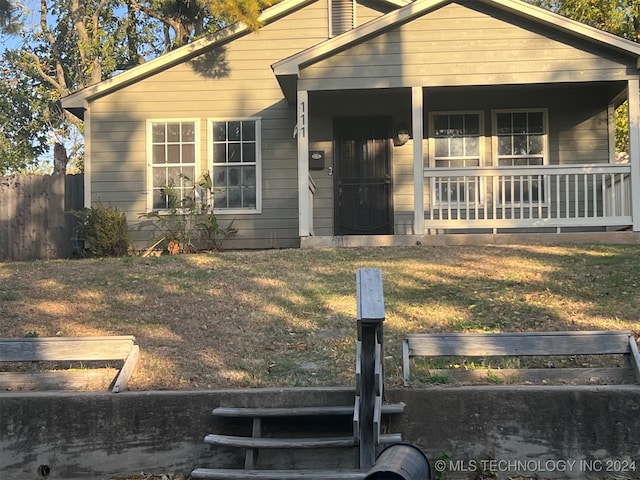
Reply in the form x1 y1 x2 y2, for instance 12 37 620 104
295 80 640 243
269 0 640 246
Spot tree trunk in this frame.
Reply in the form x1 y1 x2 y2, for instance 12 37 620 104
53 142 68 175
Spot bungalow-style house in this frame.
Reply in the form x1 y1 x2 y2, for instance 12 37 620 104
62 0 640 250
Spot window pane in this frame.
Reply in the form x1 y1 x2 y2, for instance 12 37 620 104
529 112 544 134
529 135 542 155
497 113 511 134
498 137 512 155
242 143 255 163
214 167 227 186
449 115 463 136
215 189 228 208
228 121 241 141
182 167 195 184
152 124 166 142
228 143 241 162
182 144 195 163
243 166 256 186
464 136 479 156
465 114 479 135
213 144 226 164
167 144 181 163
513 135 528 155
513 113 527 133
435 138 449 157
153 145 166 164
450 137 463 157
167 123 180 142
244 186 256 207
182 123 195 142
153 189 165 210
167 167 182 185
434 115 448 136
228 188 242 208
242 121 256 141
153 168 166 189
228 166 241 186
213 122 227 142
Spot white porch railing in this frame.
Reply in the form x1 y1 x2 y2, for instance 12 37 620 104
423 164 632 231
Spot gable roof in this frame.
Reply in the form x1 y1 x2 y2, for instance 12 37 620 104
272 0 640 78
62 0 409 118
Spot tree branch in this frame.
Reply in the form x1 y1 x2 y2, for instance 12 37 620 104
129 0 181 31
21 50 68 96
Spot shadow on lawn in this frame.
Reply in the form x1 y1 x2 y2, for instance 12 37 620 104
0 244 638 390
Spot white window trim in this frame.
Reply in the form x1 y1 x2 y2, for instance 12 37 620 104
146 118 201 213
207 117 262 215
428 110 485 207
491 108 549 207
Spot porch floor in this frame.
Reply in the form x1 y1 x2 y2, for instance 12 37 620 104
301 231 640 248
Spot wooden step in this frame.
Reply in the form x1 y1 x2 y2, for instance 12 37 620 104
212 403 405 417
191 468 366 479
204 433 402 449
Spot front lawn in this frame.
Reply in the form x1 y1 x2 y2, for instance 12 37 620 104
1 244 638 390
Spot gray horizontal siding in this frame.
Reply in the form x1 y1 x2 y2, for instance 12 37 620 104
300 2 637 90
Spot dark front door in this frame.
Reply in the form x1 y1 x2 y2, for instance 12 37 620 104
334 117 393 235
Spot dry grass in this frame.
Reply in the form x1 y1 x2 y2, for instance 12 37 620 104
1 244 639 390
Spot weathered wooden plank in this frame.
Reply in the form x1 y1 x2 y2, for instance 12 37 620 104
406 331 632 357
0 369 118 391
191 468 366 479
211 404 405 417
112 344 140 393
413 367 637 385
245 417 261 470
204 434 357 449
203 433 402 449
0 336 136 362
402 339 411 386
356 269 385 322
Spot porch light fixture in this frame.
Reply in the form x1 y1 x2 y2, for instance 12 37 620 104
396 126 410 146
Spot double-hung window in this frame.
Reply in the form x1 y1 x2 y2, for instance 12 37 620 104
493 110 547 204
209 118 261 212
148 120 199 211
430 112 482 205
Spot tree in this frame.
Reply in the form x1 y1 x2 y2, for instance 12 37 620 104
527 0 639 42
0 57 50 173
0 0 18 34
0 0 274 175
0 0 163 175
129 0 275 51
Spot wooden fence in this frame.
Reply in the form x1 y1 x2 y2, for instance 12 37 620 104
0 174 84 261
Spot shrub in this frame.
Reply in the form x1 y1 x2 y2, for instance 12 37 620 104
73 202 130 257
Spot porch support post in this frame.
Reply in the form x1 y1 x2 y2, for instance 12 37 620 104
412 86 424 235
297 89 310 237
629 79 640 231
